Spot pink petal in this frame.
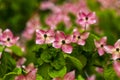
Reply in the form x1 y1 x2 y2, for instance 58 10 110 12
104 45 114 54
81 32 90 40
95 67 104 74
25 63 35 73
77 39 85 46
46 29 55 36
26 68 37 80
55 31 65 41
87 75 96 80
64 70 75 80
112 52 120 60
114 39 120 48
36 29 45 36
94 39 100 48
100 36 107 44
87 12 96 24
62 44 73 54
17 57 26 68
113 61 120 77
98 48 105 56
36 37 44 44
15 75 26 80
2 29 13 38
79 11 86 18
65 35 72 44
45 36 55 44
52 41 62 48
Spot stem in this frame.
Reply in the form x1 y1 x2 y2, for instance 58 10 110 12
84 71 89 78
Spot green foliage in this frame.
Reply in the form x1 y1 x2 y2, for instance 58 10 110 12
10 45 24 57
48 66 67 78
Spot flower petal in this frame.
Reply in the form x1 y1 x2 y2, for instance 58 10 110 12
62 44 73 54
100 36 107 44
45 36 55 44
81 32 90 40
77 39 85 46
2 29 13 38
114 39 120 48
94 39 100 48
104 45 114 54
112 52 120 60
15 75 26 80
113 61 120 77
98 48 105 56
52 41 62 48
65 35 72 44
64 70 75 80
26 68 37 80
55 31 65 41
46 29 55 36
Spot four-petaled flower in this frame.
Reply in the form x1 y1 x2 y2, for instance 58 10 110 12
53 31 73 54
36 29 55 44
15 63 37 80
72 28 90 46
0 29 19 47
104 39 120 60
53 70 75 80
77 11 96 30
94 37 107 56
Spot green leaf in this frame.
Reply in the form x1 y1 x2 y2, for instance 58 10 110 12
65 54 84 71
36 74 44 80
83 33 97 52
0 45 4 52
10 45 23 56
48 66 67 78
77 75 85 80
104 64 120 80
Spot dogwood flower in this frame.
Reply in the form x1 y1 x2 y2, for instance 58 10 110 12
113 61 120 77
104 39 120 60
94 37 107 56
0 29 19 47
53 31 73 54
53 70 75 80
77 11 96 30
36 29 55 44
15 63 37 80
72 28 89 46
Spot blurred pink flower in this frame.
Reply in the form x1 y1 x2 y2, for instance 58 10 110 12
36 29 55 44
53 70 75 80
52 31 73 54
0 29 19 47
40 1 54 10
95 67 104 74
104 39 120 60
16 57 26 68
113 61 120 77
22 14 40 40
72 28 89 46
77 11 96 30
87 75 96 80
94 37 107 56
15 63 37 80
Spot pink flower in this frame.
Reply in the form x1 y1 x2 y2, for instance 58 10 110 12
40 1 54 10
16 57 26 68
77 11 96 29
95 67 104 74
36 29 55 44
22 14 40 40
53 70 75 80
113 61 120 77
72 28 89 46
94 37 107 56
87 75 96 80
104 39 120 60
0 29 19 47
15 63 37 80
52 31 73 54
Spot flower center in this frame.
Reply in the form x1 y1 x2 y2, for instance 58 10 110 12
44 34 47 38
116 48 120 52
62 40 65 44
85 17 88 20
7 37 10 41
77 36 80 39
101 44 104 47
